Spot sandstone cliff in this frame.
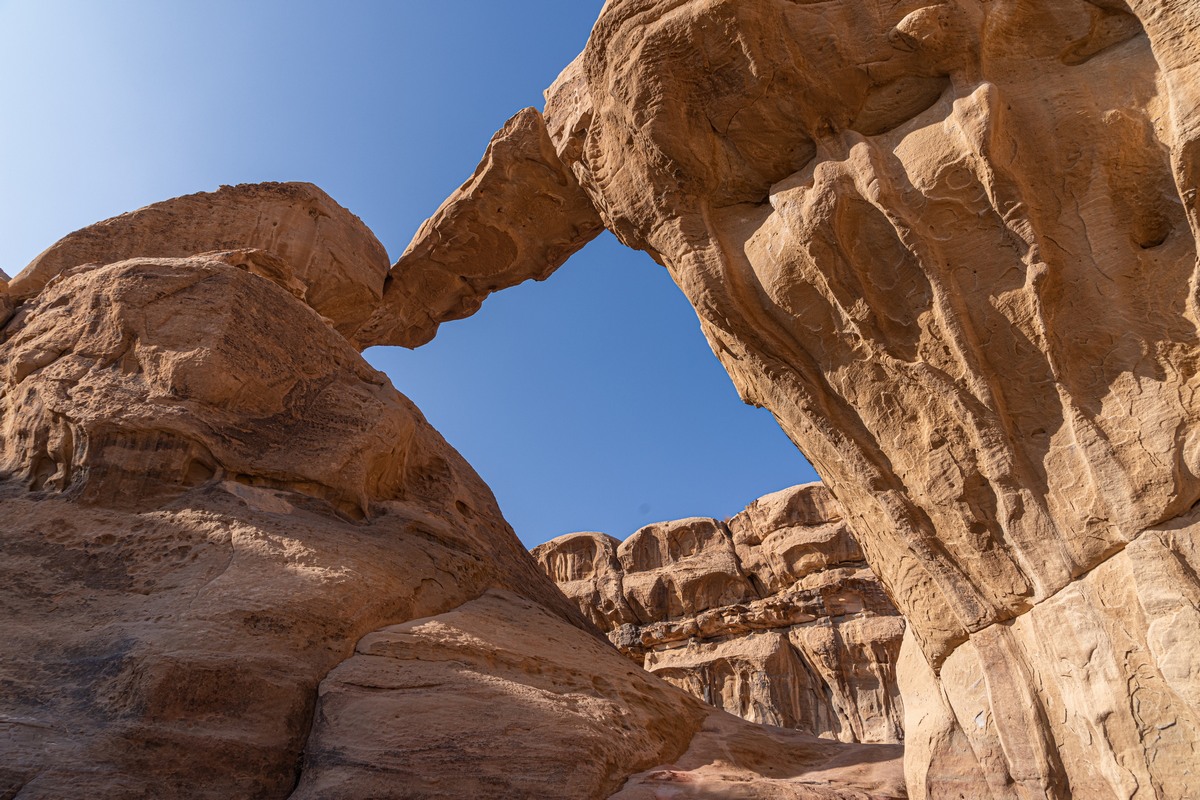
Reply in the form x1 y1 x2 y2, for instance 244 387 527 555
534 484 905 746
0 184 905 798
361 2 1200 797
9 1 1200 795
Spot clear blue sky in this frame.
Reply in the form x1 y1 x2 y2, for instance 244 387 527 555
0 1 818 546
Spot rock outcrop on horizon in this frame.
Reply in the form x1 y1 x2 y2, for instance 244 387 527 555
363 2 1200 797
534 484 905 746
0 185 905 799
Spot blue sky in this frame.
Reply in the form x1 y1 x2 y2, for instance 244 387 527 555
0 1 818 546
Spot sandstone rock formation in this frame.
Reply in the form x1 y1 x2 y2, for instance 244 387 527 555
353 108 605 349
0 187 904 798
10 1 1200 795
368 2 1200 797
0 270 12 333
534 484 906 746
8 182 390 340
0 231 579 795
291 589 905 800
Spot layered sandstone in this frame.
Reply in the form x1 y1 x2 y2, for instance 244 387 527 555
534 484 906 745
292 589 905 800
374 2 1200 796
0 187 904 799
0 232 580 796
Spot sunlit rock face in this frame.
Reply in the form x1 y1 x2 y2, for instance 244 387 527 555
1 185 908 799
0 235 589 796
8 182 391 341
373 1 1200 796
535 484 907 746
540 3 1200 796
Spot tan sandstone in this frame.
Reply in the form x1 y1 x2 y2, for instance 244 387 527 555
1 189 904 799
382 2 1200 796
0 248 590 797
291 589 906 800
10 1 1200 795
9 181 389 339
0 271 11 332
353 107 604 349
534 484 906 746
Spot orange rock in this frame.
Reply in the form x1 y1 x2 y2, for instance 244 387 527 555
292 589 906 800
0 251 586 797
0 195 901 800
353 108 604 349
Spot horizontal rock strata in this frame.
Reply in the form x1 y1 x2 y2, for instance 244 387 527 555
11 0 1200 794
534 484 906 745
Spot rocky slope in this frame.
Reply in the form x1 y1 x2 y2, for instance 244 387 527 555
534 484 905 745
360 2 1200 797
0 184 904 798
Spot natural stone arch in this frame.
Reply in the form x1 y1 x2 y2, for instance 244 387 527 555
353 2 1200 796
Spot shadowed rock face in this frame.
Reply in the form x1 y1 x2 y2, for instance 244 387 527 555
294 589 906 800
1 186 906 799
370 2 1200 796
0 249 589 797
534 484 906 746
0 273 11 334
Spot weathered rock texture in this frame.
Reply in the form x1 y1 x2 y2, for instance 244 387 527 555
374 2 1200 797
0 272 12 334
9 182 389 340
0 189 905 798
0 237 580 796
534 484 906 745
292 589 905 800
354 108 605 349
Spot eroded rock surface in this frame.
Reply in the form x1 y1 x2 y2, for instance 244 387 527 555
1 189 904 799
354 107 605 349
0 247 590 797
0 271 12 330
387 2 1200 796
534 484 906 745
293 589 905 800
9 182 389 340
